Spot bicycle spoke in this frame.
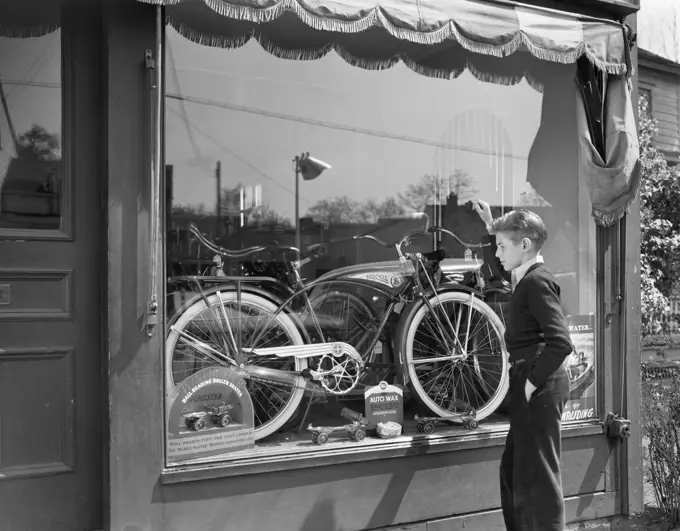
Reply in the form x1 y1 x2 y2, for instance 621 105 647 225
404 292 509 420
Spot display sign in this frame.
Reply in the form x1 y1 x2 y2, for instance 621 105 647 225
166 367 254 463
563 315 597 423
364 381 403 428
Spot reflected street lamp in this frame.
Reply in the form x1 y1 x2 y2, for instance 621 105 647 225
294 152 331 255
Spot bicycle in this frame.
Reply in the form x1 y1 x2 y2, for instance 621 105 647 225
165 217 510 441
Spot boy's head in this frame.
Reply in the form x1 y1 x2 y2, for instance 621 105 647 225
491 209 547 272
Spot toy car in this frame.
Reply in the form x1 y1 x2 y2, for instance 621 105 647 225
414 411 479 434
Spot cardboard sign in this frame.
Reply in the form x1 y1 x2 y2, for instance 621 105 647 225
364 381 403 428
166 367 254 463
563 315 597 423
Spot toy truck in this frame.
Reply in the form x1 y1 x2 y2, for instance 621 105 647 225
183 402 234 431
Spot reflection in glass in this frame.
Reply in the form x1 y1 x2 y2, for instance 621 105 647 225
164 26 597 461
0 31 62 230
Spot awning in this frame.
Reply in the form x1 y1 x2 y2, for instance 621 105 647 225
0 0 61 37
137 0 631 83
2 0 638 226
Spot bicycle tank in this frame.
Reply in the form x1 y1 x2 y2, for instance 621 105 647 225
315 258 483 295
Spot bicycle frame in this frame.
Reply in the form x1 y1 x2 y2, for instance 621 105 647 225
171 219 495 389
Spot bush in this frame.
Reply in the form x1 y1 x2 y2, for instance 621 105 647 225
641 368 680 527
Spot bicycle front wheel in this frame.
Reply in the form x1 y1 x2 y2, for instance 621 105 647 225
166 290 307 440
401 290 509 421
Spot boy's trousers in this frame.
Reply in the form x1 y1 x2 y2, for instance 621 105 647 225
500 360 570 531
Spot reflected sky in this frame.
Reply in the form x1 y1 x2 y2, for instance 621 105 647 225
165 26 545 221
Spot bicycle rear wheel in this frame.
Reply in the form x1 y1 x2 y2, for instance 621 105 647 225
400 290 509 421
166 290 307 440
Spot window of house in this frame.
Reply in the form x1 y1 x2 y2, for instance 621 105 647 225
163 26 598 467
640 87 653 118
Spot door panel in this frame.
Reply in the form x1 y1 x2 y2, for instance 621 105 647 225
0 8 102 531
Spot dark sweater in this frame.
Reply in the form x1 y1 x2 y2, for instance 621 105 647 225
482 234 573 387
507 263 573 387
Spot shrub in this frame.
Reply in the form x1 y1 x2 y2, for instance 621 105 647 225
641 366 680 527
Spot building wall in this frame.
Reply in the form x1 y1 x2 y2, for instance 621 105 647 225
102 1 642 531
639 63 680 159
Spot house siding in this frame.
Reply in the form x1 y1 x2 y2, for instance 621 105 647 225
639 64 680 158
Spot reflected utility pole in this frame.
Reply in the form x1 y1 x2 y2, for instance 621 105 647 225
215 160 221 237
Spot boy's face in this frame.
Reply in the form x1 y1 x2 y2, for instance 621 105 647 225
495 231 529 272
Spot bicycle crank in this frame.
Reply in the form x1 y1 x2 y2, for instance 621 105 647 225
243 342 365 395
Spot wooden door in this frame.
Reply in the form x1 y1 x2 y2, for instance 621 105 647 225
0 10 103 531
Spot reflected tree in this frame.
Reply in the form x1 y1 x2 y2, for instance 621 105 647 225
17 124 61 161
247 203 292 227
308 195 366 224
398 170 476 212
518 189 550 207
307 171 476 224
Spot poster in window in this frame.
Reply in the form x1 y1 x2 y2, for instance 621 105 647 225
563 314 596 423
166 367 255 463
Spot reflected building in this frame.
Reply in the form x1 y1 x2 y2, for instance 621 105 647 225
0 80 61 230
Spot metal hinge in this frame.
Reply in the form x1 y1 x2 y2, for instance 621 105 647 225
605 291 622 325
604 412 631 442
145 49 156 69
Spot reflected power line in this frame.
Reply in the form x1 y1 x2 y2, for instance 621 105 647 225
166 105 313 205
166 92 527 161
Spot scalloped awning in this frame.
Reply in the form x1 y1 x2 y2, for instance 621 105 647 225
136 0 631 82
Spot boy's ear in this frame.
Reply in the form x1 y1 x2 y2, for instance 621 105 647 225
521 237 532 252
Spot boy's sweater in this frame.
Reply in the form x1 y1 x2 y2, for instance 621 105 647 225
506 262 573 387
481 234 573 387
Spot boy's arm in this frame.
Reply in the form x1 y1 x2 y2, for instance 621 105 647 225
481 233 511 284
525 273 573 387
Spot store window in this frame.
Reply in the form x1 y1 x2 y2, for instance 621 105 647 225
0 30 62 231
163 26 597 467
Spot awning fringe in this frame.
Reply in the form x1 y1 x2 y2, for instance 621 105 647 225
144 0 630 75
0 22 59 38
167 15 549 91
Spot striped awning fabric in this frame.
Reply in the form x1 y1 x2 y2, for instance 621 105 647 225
136 0 631 82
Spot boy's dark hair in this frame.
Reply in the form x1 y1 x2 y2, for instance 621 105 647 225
491 209 548 249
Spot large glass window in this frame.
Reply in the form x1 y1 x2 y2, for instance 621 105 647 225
164 26 597 466
0 31 62 232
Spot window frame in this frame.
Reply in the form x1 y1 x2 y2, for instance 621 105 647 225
0 26 73 241
159 29 607 478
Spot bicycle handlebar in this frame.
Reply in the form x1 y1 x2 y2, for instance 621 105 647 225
354 226 489 251
188 223 327 262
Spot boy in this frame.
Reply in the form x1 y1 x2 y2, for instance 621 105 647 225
473 199 572 531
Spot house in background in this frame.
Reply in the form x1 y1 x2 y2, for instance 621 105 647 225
638 0 680 163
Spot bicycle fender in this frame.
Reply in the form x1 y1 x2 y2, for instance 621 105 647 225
167 282 312 343
435 283 484 299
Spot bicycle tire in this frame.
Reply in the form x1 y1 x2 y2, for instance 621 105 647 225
166 290 307 440
400 290 509 421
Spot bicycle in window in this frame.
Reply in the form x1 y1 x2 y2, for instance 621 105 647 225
165 216 509 441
